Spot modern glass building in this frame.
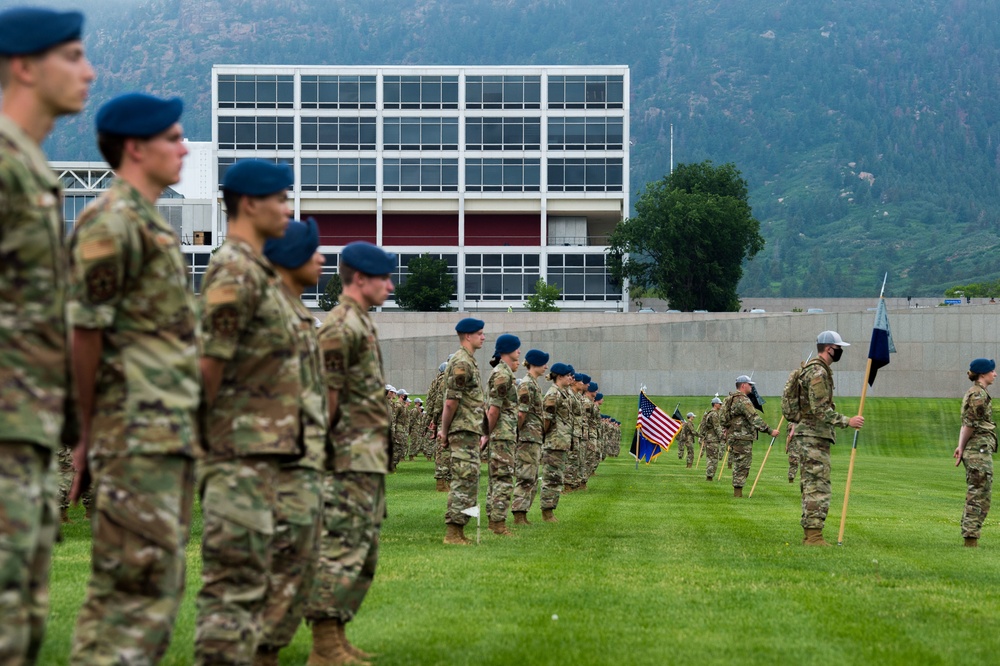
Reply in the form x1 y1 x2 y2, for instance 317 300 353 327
211 65 630 310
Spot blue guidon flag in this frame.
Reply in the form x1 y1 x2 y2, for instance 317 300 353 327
867 298 896 386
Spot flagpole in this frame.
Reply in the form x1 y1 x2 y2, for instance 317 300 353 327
748 415 786 498
695 440 704 469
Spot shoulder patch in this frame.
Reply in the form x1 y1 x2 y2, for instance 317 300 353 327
210 305 240 338
206 285 238 305
84 262 118 303
79 237 117 261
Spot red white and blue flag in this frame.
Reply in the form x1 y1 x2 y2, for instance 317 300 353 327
632 392 683 462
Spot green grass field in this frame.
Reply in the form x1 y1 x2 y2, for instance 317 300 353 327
38 396 1000 665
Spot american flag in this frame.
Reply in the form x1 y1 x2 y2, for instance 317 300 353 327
637 392 682 449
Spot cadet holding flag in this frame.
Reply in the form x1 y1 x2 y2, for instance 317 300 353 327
724 376 779 498
699 397 725 481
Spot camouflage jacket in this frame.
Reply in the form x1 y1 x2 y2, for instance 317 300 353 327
794 358 850 442
542 385 572 451
487 361 518 441
677 420 696 446
569 390 585 440
200 238 302 460
426 371 446 423
444 346 485 437
587 396 601 442
319 294 390 473
962 383 996 453
699 408 724 443
67 178 201 459
724 391 771 443
280 286 329 471
517 373 544 444
0 115 71 450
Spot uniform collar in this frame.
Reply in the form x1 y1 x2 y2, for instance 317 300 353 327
0 114 59 189
225 236 277 277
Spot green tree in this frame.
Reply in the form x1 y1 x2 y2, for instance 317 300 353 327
394 254 454 311
524 279 561 312
608 161 765 312
318 273 342 311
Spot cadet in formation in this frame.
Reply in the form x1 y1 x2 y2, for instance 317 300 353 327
67 93 199 665
309 241 396 663
790 331 863 546
540 363 576 522
0 8 92 662
195 159 302 665
677 412 697 468
439 318 487 545
585 382 602 479
484 334 521 536
427 360 450 491
954 357 996 548
699 397 724 481
258 218 328 664
564 371 588 492
723 375 779 498
512 349 549 525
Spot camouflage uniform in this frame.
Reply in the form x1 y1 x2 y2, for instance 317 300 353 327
443 347 485 526
793 358 851 530
65 178 202 665
676 420 696 465
699 408 725 480
787 433 801 483
724 391 773 490
391 398 409 467
0 115 68 664
540 385 572 511
587 398 602 477
512 374 544 514
428 371 451 482
565 391 584 489
195 238 303 666
486 362 518 523
257 288 327 655
58 446 92 515
306 294 390 626
960 384 996 539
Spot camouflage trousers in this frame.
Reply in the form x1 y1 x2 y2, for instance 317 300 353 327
445 432 481 526
306 472 385 624
729 441 754 488
0 442 57 665
258 467 322 652
58 445 92 511
787 437 801 482
565 437 582 487
487 438 516 523
391 437 407 467
195 458 280 666
798 437 832 530
703 441 722 479
961 448 993 539
539 447 568 511
511 441 541 513
679 440 695 465
71 455 195 666
434 443 452 482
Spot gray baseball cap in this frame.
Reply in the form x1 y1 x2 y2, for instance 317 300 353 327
735 375 755 385
817 330 850 346
686 412 695 418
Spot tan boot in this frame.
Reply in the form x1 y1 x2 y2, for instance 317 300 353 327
579 482 588 491
965 536 979 548
489 520 513 536
542 509 558 523
436 478 449 492
803 528 831 546
253 648 280 666
513 511 530 525
337 621 376 661
686 462 692 468
308 619 368 666
443 523 472 545
734 487 743 498
60 508 72 524
706 476 713 482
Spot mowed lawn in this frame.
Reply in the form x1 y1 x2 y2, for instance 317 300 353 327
39 396 1000 665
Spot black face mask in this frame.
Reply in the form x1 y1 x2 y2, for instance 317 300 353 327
831 347 843 363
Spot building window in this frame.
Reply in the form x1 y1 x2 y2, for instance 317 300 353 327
383 75 459 110
388 253 459 303
383 158 458 192
465 159 540 192
547 158 623 192
182 251 214 294
465 75 541 109
218 116 294 150
301 75 376 109
301 117 376 150
63 194 97 233
548 117 623 150
301 158 376 192
547 75 624 109
464 253 541 301
217 74 294 109
465 117 541 150
547 253 619 301
383 117 459 150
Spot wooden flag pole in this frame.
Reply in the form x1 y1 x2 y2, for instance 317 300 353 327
748 415 786 498
718 445 731 479
836 359 872 545
695 440 705 469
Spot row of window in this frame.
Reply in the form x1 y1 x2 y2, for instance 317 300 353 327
218 74 625 110
219 116 623 151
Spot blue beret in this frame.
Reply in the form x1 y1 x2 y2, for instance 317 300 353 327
341 241 396 276
223 159 293 196
96 93 183 138
455 317 484 334
550 362 573 376
595 392 604 401
970 358 996 374
574 373 591 384
524 349 549 366
263 218 319 269
0 8 83 55
566 365 575 376
494 333 520 355
588 382 598 393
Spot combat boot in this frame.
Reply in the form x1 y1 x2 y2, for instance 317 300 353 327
803 528 831 546
513 511 530 525
60 508 72 524
964 537 979 548
489 520 513 536
579 481 588 491
788 477 795 483
443 523 472 545
436 478 449 492
686 462 692 468
542 509 558 523
253 647 280 666
308 619 368 666
337 622 376 661
733 487 743 498
706 476 713 482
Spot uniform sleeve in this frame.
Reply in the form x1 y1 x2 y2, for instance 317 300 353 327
543 389 557 425
199 259 260 361
446 358 472 401
963 390 987 428
517 382 532 414
67 209 131 329
807 367 850 429
318 314 351 392
487 368 511 410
